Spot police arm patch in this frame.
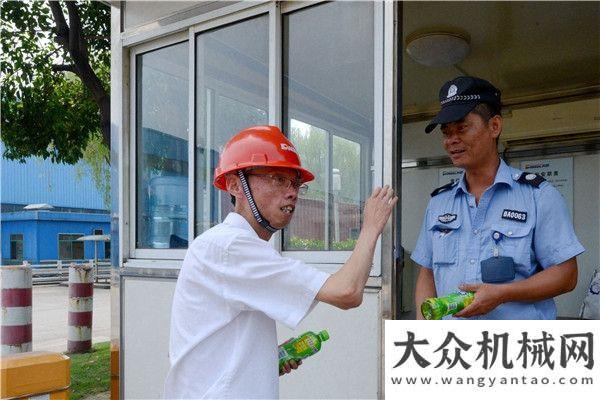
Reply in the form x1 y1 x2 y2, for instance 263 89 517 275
517 172 545 188
431 180 458 197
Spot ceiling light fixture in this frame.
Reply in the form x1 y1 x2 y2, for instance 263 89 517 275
406 32 470 67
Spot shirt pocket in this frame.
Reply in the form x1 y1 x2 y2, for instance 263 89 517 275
491 222 534 275
428 220 461 267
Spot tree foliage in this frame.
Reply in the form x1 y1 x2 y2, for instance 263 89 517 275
75 131 111 208
291 125 362 203
1 0 110 164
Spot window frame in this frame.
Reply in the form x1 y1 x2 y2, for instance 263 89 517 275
9 233 24 261
193 12 271 235
280 1 385 273
125 1 390 274
58 233 84 261
129 3 273 261
129 32 190 260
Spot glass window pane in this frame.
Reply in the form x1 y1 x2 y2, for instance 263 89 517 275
73 241 84 260
283 2 374 251
58 234 83 260
195 16 269 235
136 42 189 249
286 120 327 250
10 234 23 260
332 135 361 250
58 237 69 260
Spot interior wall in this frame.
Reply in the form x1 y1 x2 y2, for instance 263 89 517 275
400 107 600 318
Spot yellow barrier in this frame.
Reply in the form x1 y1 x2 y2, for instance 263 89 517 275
0 351 70 400
110 342 119 400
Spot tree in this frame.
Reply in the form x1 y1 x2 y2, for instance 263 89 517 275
1 0 110 164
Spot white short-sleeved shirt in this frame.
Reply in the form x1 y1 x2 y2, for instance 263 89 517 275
164 213 330 399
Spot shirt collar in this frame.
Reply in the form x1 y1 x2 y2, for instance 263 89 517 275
494 158 514 187
223 212 260 239
454 158 513 196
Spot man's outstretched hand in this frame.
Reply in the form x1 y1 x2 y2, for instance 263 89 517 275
362 185 398 238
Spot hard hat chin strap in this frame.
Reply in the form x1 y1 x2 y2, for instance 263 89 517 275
238 170 278 233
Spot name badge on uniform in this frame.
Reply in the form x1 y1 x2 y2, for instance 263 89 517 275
501 209 527 223
438 213 457 223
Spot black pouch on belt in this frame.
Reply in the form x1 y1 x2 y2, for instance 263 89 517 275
480 256 516 283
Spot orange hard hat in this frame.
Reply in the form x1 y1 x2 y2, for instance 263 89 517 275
213 125 315 191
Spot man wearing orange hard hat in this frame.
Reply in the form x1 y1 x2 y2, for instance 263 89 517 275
165 125 397 399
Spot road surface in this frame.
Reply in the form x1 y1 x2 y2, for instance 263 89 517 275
32 284 110 353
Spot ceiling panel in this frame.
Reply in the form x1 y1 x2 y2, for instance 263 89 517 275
402 1 600 117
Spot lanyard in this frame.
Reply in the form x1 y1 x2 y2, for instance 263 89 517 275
492 231 503 257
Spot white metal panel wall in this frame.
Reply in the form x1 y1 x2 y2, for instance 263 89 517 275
277 290 381 399
123 277 176 399
121 276 380 399
123 1 236 30
556 154 600 317
124 1 198 29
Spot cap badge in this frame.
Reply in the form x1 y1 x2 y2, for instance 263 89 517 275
447 84 458 98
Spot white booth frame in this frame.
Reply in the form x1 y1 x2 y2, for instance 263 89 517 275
112 1 398 398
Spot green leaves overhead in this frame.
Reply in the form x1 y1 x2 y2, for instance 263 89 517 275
1 0 110 164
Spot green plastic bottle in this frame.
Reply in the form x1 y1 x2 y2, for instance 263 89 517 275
421 292 475 320
278 330 329 373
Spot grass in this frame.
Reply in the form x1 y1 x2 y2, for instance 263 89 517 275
67 341 110 400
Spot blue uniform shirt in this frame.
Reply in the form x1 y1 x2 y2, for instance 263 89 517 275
411 159 585 319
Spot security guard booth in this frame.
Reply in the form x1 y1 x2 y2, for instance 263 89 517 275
111 2 397 398
109 1 599 399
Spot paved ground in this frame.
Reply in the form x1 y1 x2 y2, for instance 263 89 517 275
32 284 110 353
83 391 110 400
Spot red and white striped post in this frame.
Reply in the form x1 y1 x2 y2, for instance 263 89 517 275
67 263 94 353
1 263 33 355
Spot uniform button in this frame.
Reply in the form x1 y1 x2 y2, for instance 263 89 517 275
470 259 475 264
473 229 479 235
507 231 513 236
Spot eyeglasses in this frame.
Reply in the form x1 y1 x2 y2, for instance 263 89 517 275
246 173 309 195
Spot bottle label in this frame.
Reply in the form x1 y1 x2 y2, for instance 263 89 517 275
278 347 288 359
293 340 309 353
305 336 318 352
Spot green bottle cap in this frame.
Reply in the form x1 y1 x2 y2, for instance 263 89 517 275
318 330 330 341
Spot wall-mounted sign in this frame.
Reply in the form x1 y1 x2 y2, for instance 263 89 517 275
438 167 463 187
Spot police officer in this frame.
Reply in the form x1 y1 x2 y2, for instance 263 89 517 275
412 76 585 319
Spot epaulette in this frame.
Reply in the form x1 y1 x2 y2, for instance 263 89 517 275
430 180 458 197
516 172 546 188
